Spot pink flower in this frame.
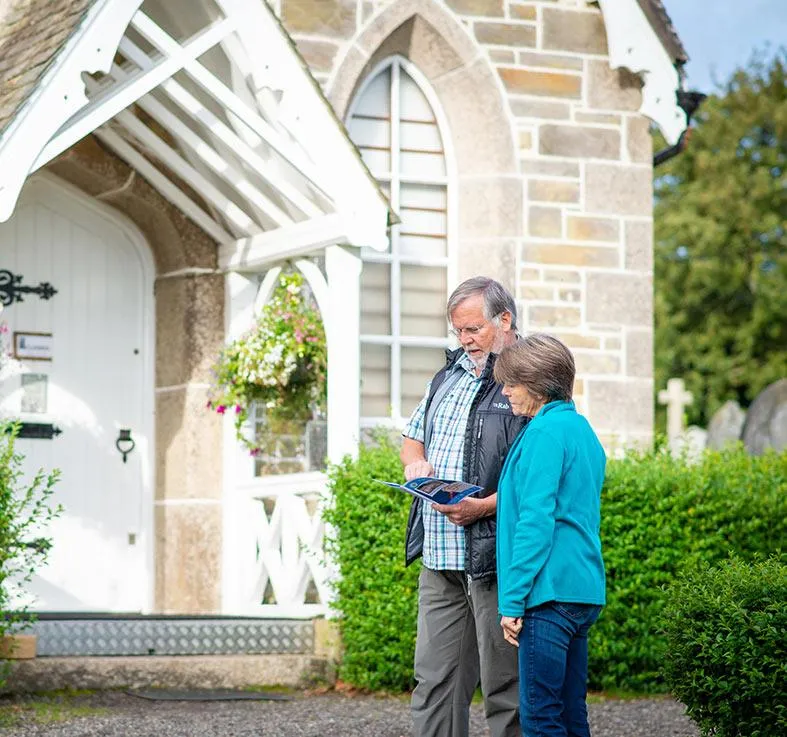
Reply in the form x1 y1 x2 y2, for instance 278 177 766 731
216 405 227 414
235 405 243 414
250 448 261 457
294 330 304 342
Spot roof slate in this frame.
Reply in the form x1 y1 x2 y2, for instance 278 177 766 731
636 0 689 64
0 0 95 136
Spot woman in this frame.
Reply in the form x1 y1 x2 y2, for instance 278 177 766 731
493 333 606 737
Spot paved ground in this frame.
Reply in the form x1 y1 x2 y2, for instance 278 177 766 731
0 690 699 736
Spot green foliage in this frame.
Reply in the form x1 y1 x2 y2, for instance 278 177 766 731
0 691 108 729
325 440 786 694
0 424 61 685
323 435 419 691
654 51 787 427
590 446 786 692
661 557 787 737
208 270 327 455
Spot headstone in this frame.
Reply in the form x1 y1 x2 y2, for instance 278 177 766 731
670 425 708 464
706 400 746 449
658 378 693 442
741 379 787 455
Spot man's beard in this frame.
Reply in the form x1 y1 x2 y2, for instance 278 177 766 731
468 351 489 372
467 333 505 371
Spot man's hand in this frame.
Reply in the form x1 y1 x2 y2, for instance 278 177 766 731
501 616 522 647
404 460 434 481
432 495 494 526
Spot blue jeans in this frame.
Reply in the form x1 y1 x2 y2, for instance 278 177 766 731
518 602 602 737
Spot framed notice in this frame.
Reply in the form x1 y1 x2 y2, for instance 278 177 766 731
13 332 53 361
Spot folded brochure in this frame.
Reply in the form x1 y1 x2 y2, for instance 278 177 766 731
375 477 483 505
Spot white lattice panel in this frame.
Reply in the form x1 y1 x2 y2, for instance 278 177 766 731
224 472 335 618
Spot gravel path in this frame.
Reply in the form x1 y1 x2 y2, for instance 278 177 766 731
0 690 699 736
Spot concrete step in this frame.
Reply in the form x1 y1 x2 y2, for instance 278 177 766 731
3 617 341 695
6 653 332 694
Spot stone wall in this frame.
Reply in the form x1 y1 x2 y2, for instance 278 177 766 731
45 137 225 613
279 0 655 448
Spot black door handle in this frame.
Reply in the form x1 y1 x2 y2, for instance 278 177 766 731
116 428 136 463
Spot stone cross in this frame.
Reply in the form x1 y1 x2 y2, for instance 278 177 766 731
658 378 694 442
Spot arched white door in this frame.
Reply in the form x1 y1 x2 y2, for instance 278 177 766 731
0 176 154 612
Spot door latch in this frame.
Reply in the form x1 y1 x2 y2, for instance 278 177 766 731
115 428 136 463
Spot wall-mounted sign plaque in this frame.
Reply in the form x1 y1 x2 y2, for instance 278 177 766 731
13 332 53 361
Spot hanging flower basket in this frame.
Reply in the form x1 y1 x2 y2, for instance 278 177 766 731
208 270 327 456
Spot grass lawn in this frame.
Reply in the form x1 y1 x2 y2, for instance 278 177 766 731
0 689 107 729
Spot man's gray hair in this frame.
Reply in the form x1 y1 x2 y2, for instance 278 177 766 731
447 277 518 330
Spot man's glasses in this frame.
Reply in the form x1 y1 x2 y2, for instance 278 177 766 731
449 324 487 339
448 313 502 339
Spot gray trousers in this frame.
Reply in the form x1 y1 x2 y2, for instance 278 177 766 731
411 568 520 737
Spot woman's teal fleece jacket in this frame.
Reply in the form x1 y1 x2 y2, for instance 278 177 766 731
496 400 607 617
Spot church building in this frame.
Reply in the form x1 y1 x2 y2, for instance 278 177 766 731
0 0 687 629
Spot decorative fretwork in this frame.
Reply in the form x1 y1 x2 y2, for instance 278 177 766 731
227 473 334 618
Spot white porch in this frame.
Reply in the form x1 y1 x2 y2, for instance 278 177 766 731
0 0 390 618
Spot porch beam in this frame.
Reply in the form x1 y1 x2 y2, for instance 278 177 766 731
94 127 233 244
108 103 261 236
107 63 294 229
32 17 235 171
128 11 334 202
214 0 390 252
119 26 327 220
220 213 347 271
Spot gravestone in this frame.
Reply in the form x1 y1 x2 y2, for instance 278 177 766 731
706 400 746 449
671 425 708 463
741 379 787 455
658 378 693 443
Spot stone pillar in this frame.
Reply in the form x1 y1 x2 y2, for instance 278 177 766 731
154 273 225 613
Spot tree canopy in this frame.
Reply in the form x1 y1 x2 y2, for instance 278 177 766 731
654 51 787 427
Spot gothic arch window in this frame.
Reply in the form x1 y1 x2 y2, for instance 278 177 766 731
346 56 455 424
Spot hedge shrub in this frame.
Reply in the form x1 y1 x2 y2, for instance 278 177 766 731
1 423 61 688
323 435 419 691
325 441 787 693
590 446 786 692
661 557 787 736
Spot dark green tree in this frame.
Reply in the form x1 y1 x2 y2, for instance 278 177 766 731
654 51 787 427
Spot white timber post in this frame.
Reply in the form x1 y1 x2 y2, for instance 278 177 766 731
221 270 259 614
325 245 362 464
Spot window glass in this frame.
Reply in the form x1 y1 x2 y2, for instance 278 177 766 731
347 58 451 422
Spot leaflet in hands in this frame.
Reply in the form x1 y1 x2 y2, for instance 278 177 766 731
375 477 483 505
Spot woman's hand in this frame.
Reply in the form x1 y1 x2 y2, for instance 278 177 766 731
501 615 522 647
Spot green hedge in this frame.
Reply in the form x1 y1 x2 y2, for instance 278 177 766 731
661 557 787 736
1 424 60 688
323 436 418 691
325 442 787 692
591 446 786 692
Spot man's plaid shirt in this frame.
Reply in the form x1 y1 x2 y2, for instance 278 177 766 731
403 352 483 571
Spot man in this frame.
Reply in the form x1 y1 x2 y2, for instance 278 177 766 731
401 276 527 737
